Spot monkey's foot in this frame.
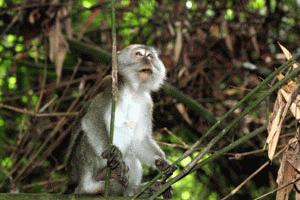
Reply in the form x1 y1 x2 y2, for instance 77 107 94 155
102 145 122 169
111 160 129 187
155 158 177 178
102 145 129 187
162 186 172 199
140 180 173 199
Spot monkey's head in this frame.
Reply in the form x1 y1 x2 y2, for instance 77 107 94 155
117 44 166 92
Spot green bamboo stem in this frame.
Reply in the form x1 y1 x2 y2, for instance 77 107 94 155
104 0 118 198
149 61 300 199
67 38 111 65
194 126 266 170
176 59 296 165
162 83 217 125
132 54 299 199
0 193 129 200
146 127 266 200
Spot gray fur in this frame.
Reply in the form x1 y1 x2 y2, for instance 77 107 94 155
68 44 167 196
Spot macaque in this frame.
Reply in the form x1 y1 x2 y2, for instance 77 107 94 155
68 45 172 198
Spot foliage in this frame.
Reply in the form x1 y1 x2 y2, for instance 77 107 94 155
0 0 299 199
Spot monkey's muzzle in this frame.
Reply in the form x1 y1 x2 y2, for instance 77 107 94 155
139 67 153 74
138 66 153 81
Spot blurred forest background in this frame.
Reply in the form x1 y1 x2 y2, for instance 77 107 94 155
0 0 300 199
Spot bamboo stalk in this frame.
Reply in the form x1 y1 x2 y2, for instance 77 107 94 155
162 83 217 125
0 193 130 200
149 58 300 199
104 0 118 197
132 53 299 199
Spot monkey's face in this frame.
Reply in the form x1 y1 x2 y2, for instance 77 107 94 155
117 44 166 91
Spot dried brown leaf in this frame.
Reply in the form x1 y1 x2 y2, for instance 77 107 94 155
277 73 285 81
276 157 294 200
278 42 298 69
296 179 300 200
250 26 260 56
276 139 300 200
267 92 285 160
210 23 220 38
281 88 300 120
286 139 300 172
267 84 300 160
48 13 68 83
282 81 297 93
78 8 100 39
278 42 292 62
167 21 175 36
175 103 192 125
62 5 73 38
223 22 233 53
225 34 233 53
174 22 182 65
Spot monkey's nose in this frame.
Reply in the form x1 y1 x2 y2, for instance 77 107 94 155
143 57 151 64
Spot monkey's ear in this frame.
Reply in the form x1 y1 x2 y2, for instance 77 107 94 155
155 48 161 56
150 47 161 56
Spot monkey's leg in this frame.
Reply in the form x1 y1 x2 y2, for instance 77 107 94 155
75 170 105 194
102 145 129 187
102 145 122 168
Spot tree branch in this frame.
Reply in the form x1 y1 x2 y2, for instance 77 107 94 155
0 193 130 200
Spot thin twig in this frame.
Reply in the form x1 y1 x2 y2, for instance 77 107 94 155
53 59 82 111
104 0 118 197
254 176 300 200
132 56 299 199
1 73 100 103
157 141 189 150
21 178 66 190
163 128 189 149
149 127 266 200
226 148 267 159
221 146 287 200
175 59 296 166
0 13 20 38
11 92 83 183
149 62 300 199
226 144 285 160
0 103 78 117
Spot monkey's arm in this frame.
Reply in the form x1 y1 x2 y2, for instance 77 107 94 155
135 134 173 199
134 103 166 168
81 76 113 156
136 134 166 167
81 94 109 156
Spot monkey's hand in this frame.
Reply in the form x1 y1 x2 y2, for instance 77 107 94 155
155 157 177 178
102 145 129 187
154 158 177 199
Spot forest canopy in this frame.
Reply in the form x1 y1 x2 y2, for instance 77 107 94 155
0 0 300 199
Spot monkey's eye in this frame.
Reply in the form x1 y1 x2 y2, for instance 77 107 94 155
146 53 153 59
135 51 143 57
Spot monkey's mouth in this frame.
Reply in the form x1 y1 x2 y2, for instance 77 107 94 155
138 67 152 81
138 67 153 74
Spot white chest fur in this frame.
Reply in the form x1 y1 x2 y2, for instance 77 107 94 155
104 87 152 155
